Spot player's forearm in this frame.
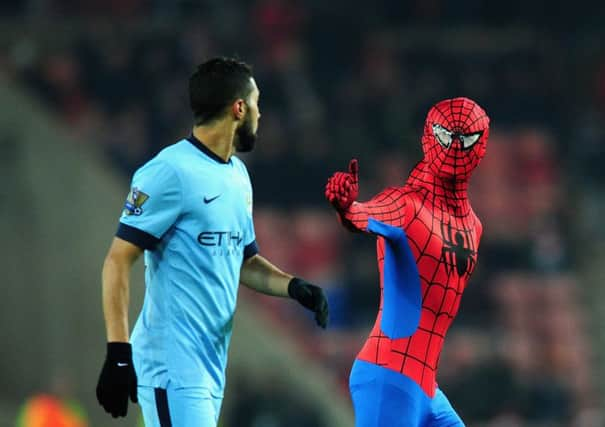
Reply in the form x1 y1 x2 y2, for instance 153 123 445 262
341 189 405 231
240 254 292 297
102 255 133 342
340 202 370 232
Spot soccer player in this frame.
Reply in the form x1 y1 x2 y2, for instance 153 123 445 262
325 98 490 427
96 57 329 426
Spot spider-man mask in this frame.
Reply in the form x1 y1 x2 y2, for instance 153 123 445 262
421 97 490 181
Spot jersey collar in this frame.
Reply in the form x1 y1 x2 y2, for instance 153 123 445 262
186 135 231 164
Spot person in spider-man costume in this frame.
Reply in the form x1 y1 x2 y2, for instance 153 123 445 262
326 97 490 427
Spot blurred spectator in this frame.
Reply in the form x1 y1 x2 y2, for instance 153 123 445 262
227 374 324 427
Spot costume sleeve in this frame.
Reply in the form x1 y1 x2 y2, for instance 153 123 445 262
339 187 407 232
116 159 183 250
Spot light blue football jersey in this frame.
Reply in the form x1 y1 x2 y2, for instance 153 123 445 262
116 136 257 398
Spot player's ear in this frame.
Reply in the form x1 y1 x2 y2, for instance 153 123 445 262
232 99 246 121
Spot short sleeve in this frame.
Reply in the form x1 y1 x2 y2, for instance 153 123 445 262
239 160 258 259
116 159 182 250
243 212 257 259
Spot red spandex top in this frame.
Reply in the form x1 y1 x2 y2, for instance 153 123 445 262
340 98 490 397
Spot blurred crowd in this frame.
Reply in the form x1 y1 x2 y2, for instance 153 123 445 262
2 0 605 426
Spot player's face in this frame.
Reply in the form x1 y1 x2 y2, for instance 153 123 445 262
421 98 489 180
235 78 261 153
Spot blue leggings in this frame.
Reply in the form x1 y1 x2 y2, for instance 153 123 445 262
350 360 464 427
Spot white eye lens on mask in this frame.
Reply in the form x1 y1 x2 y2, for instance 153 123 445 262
459 132 482 149
432 124 453 148
433 123 482 150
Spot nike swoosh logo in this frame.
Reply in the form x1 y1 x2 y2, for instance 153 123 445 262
203 195 221 204
117 362 129 367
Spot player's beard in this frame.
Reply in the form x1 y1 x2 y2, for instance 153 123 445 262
234 111 257 152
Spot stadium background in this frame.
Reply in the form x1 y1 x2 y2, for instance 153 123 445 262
1 0 604 426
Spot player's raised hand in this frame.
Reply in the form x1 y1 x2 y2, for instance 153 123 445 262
325 158 359 211
288 278 329 329
96 342 138 418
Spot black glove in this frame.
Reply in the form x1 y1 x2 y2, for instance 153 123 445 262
96 342 138 418
288 277 329 329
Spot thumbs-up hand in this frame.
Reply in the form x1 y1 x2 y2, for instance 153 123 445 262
325 159 360 211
